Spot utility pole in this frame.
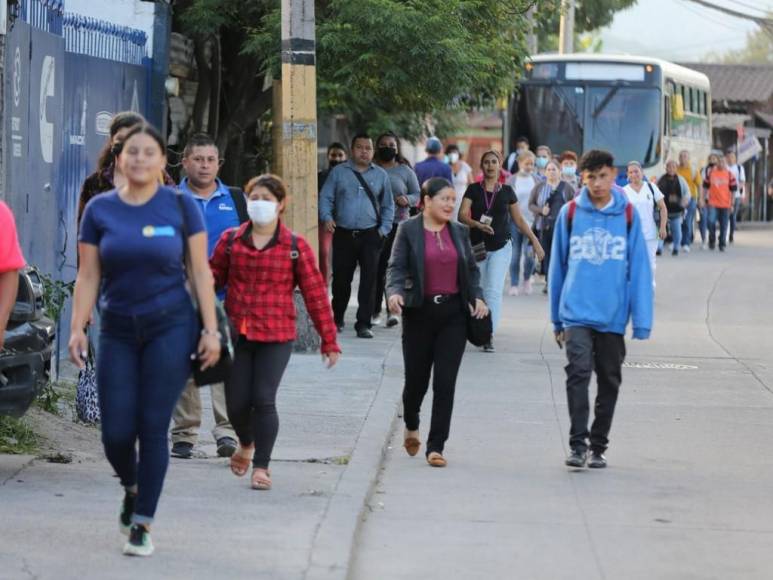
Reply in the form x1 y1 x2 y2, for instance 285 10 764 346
278 0 320 351
558 0 575 55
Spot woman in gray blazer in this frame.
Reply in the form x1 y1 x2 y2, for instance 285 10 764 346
387 178 488 467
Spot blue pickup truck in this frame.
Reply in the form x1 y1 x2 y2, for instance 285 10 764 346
0 267 55 417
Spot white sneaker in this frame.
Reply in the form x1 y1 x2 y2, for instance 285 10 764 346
123 525 154 557
508 286 520 296
371 315 383 327
700 241 707 250
522 279 533 295
682 245 690 253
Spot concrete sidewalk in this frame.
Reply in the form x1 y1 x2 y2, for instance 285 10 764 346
0 315 402 580
351 227 773 579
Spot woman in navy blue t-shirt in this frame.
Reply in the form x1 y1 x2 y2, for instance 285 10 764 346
69 124 221 557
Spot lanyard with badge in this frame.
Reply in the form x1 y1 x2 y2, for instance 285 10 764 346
480 183 501 226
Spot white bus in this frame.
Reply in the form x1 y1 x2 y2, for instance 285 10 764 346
509 54 712 178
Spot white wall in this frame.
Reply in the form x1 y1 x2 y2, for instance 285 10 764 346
66 0 156 53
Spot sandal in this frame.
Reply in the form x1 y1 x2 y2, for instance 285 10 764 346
229 445 254 477
404 431 421 457
426 452 447 468
251 468 272 491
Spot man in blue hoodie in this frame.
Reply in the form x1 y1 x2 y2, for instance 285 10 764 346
549 150 653 469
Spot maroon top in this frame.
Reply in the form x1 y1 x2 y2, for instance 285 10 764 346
423 226 459 296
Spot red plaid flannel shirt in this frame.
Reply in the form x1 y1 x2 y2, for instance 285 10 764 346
210 222 340 354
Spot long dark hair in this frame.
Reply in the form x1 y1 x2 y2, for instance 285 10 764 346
376 131 411 168
116 123 168 157
95 111 145 173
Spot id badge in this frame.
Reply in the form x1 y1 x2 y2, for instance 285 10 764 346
480 214 493 226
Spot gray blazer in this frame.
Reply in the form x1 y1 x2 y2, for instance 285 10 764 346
386 215 483 311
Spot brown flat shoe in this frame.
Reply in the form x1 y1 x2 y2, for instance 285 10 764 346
230 445 254 477
251 468 272 490
404 436 421 457
426 452 447 468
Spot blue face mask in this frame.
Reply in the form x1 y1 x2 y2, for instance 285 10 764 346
536 156 548 169
562 165 576 176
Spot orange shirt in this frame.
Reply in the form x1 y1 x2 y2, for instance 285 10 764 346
706 168 736 209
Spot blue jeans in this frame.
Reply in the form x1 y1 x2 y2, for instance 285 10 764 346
478 240 513 333
681 198 697 248
668 215 682 251
509 224 535 286
699 206 708 243
98 299 197 525
730 197 742 240
707 206 730 250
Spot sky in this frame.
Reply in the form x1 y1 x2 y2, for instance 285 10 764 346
598 0 771 62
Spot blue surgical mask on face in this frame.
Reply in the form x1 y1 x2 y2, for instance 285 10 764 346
562 165 576 176
536 156 548 169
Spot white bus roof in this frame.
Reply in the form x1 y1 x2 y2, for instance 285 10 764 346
528 53 710 88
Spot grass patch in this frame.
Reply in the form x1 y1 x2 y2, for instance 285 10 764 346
35 380 76 416
0 415 38 454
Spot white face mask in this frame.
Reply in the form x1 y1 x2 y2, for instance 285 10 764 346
247 199 278 225
448 152 460 164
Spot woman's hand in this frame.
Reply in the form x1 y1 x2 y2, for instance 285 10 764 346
470 299 489 319
68 328 89 370
323 351 341 369
388 294 404 316
477 222 495 236
533 241 546 262
659 225 667 240
396 195 409 207
541 205 550 216
195 333 222 371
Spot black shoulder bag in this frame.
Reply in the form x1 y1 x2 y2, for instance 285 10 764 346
175 192 234 386
350 168 383 222
227 186 249 224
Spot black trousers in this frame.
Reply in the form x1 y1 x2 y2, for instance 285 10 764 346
402 296 468 455
225 339 293 469
332 227 382 330
539 226 554 279
564 327 626 454
374 224 398 316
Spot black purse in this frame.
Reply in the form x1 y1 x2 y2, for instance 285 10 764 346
175 193 235 386
466 307 492 347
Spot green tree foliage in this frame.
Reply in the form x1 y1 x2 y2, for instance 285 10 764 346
174 0 535 151
708 19 773 64
536 0 637 52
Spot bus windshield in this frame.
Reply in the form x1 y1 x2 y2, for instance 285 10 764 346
517 84 661 167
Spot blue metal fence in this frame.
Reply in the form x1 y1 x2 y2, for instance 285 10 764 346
63 14 148 65
11 0 64 35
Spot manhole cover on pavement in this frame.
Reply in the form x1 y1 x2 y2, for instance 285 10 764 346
623 361 698 370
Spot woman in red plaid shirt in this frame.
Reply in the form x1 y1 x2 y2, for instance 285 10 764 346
210 174 341 490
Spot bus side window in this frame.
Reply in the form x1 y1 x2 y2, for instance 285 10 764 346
664 94 671 136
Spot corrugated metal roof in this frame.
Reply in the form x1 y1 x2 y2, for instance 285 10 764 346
680 63 773 104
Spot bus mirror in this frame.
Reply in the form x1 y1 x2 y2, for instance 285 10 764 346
672 94 685 121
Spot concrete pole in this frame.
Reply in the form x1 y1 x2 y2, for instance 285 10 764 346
558 0 575 55
279 0 318 252
278 0 321 352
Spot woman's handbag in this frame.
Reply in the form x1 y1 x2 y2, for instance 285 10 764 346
75 341 100 424
175 193 234 386
466 307 493 347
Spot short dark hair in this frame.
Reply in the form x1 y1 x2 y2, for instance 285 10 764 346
96 111 145 172
579 149 615 173
445 144 460 155
559 150 578 163
327 142 346 154
118 123 167 156
515 136 529 146
184 133 218 157
244 173 288 203
422 178 453 200
351 133 372 149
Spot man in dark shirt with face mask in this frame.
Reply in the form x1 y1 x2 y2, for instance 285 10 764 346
318 143 348 284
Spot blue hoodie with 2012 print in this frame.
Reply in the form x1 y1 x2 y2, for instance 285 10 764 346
549 186 653 339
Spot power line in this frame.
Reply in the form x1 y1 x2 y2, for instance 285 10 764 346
683 0 773 32
676 0 757 32
724 0 773 17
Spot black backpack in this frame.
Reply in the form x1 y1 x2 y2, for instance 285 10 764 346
227 186 250 224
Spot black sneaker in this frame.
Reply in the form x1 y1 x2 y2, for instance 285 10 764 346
119 491 136 536
171 441 193 459
565 448 587 468
356 327 374 339
123 524 154 557
719 246 726 252
482 339 495 353
335 321 345 332
216 437 238 458
671 249 678 256
588 451 607 469
386 314 400 328
656 249 662 256
709 243 715 250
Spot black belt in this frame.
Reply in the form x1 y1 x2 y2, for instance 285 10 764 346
426 293 458 305
337 226 377 238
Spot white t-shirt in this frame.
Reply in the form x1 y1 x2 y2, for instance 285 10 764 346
451 161 473 221
728 163 746 199
508 173 540 225
624 182 664 241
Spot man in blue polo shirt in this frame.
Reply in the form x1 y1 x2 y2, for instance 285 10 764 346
414 137 453 187
171 133 247 460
